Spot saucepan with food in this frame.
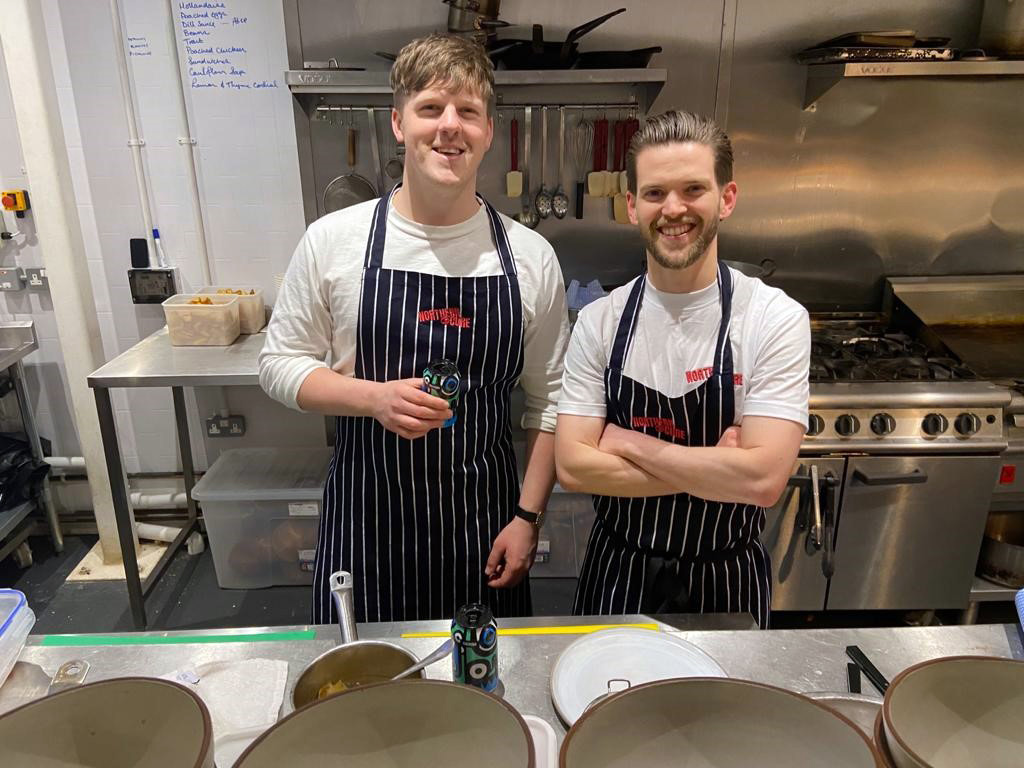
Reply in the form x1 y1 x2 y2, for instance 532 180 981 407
291 571 428 709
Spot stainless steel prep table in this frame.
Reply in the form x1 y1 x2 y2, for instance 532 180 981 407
87 328 266 629
2 616 1021 741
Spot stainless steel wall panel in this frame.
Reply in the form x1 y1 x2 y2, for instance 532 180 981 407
726 1 1023 310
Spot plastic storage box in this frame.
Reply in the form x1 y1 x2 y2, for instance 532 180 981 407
0 589 35 689
192 448 333 589
196 285 265 334
162 294 240 346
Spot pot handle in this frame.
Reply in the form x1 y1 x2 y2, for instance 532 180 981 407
330 571 358 644
566 8 626 44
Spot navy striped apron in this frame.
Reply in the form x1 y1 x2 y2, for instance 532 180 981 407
573 262 772 628
312 190 530 623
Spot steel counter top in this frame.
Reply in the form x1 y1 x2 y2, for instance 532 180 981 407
2 616 1021 744
87 327 265 388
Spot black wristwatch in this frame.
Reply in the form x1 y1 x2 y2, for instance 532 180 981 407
515 505 546 528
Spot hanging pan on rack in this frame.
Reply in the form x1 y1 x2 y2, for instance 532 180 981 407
322 110 377 215
487 8 626 70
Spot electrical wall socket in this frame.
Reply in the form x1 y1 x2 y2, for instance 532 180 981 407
129 267 178 304
24 267 47 290
0 267 23 291
205 415 246 437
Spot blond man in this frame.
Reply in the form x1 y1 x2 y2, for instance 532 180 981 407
260 35 569 623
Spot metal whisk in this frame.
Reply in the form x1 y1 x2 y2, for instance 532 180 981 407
571 116 594 220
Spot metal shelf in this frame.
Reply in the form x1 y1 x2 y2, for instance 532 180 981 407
969 575 1020 603
0 500 34 542
804 60 1024 109
287 68 666 113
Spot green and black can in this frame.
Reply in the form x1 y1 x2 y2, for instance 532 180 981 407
451 602 498 692
422 358 461 427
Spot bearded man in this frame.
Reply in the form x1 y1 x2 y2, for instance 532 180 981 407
554 110 809 628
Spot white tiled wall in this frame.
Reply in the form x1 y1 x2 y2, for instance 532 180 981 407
0 0 311 474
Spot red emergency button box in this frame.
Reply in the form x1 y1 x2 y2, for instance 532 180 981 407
999 465 1016 485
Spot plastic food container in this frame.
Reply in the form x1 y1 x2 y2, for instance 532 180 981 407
0 589 36 689
162 294 240 346
196 286 265 334
192 447 333 588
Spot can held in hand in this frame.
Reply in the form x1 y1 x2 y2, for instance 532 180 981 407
451 602 498 692
422 359 461 427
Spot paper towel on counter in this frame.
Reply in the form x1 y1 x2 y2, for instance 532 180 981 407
162 658 288 736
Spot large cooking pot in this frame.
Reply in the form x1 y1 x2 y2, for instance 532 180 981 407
977 509 1024 587
882 655 1024 767
0 677 213 767
239 679 535 767
561 677 882 767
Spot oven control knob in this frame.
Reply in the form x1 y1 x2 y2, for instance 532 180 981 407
835 414 860 437
870 413 896 436
806 414 825 436
954 412 981 436
922 412 949 436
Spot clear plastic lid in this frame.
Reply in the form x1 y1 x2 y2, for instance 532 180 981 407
192 448 333 502
0 589 27 636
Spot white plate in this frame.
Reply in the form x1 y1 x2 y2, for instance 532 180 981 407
523 714 558 768
550 628 726 726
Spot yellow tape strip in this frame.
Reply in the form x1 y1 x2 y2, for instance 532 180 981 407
400 623 660 639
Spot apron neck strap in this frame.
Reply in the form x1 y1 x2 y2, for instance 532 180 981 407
608 260 736 374
363 184 516 276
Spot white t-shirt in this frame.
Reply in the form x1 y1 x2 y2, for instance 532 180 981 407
558 267 810 426
259 198 570 432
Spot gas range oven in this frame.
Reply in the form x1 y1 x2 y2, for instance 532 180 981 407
763 313 1012 613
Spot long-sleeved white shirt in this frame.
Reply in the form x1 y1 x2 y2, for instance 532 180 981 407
259 199 570 432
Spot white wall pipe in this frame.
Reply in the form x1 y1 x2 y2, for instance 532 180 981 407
45 456 87 471
0 0 133 563
162 0 214 286
109 0 156 265
135 521 182 542
130 490 188 509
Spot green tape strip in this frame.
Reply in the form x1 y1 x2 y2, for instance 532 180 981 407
41 629 317 647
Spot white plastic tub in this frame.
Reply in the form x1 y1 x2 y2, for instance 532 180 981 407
0 589 35 689
192 448 333 588
196 286 265 334
162 294 240 346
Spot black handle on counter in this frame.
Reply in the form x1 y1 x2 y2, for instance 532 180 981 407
847 662 861 694
845 645 889 694
575 181 585 219
852 468 928 486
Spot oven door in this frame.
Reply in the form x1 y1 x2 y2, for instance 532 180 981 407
762 458 846 611
826 455 1001 610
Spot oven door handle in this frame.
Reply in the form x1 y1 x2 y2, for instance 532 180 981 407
852 468 928 486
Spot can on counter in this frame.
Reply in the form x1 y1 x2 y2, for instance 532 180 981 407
451 602 498 692
422 359 461 427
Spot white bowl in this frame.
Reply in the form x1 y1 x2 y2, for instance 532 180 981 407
561 677 882 767
0 677 213 767
237 679 534 767
883 655 1024 768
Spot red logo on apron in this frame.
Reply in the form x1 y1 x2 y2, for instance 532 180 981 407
685 368 744 386
418 307 472 328
631 417 686 440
